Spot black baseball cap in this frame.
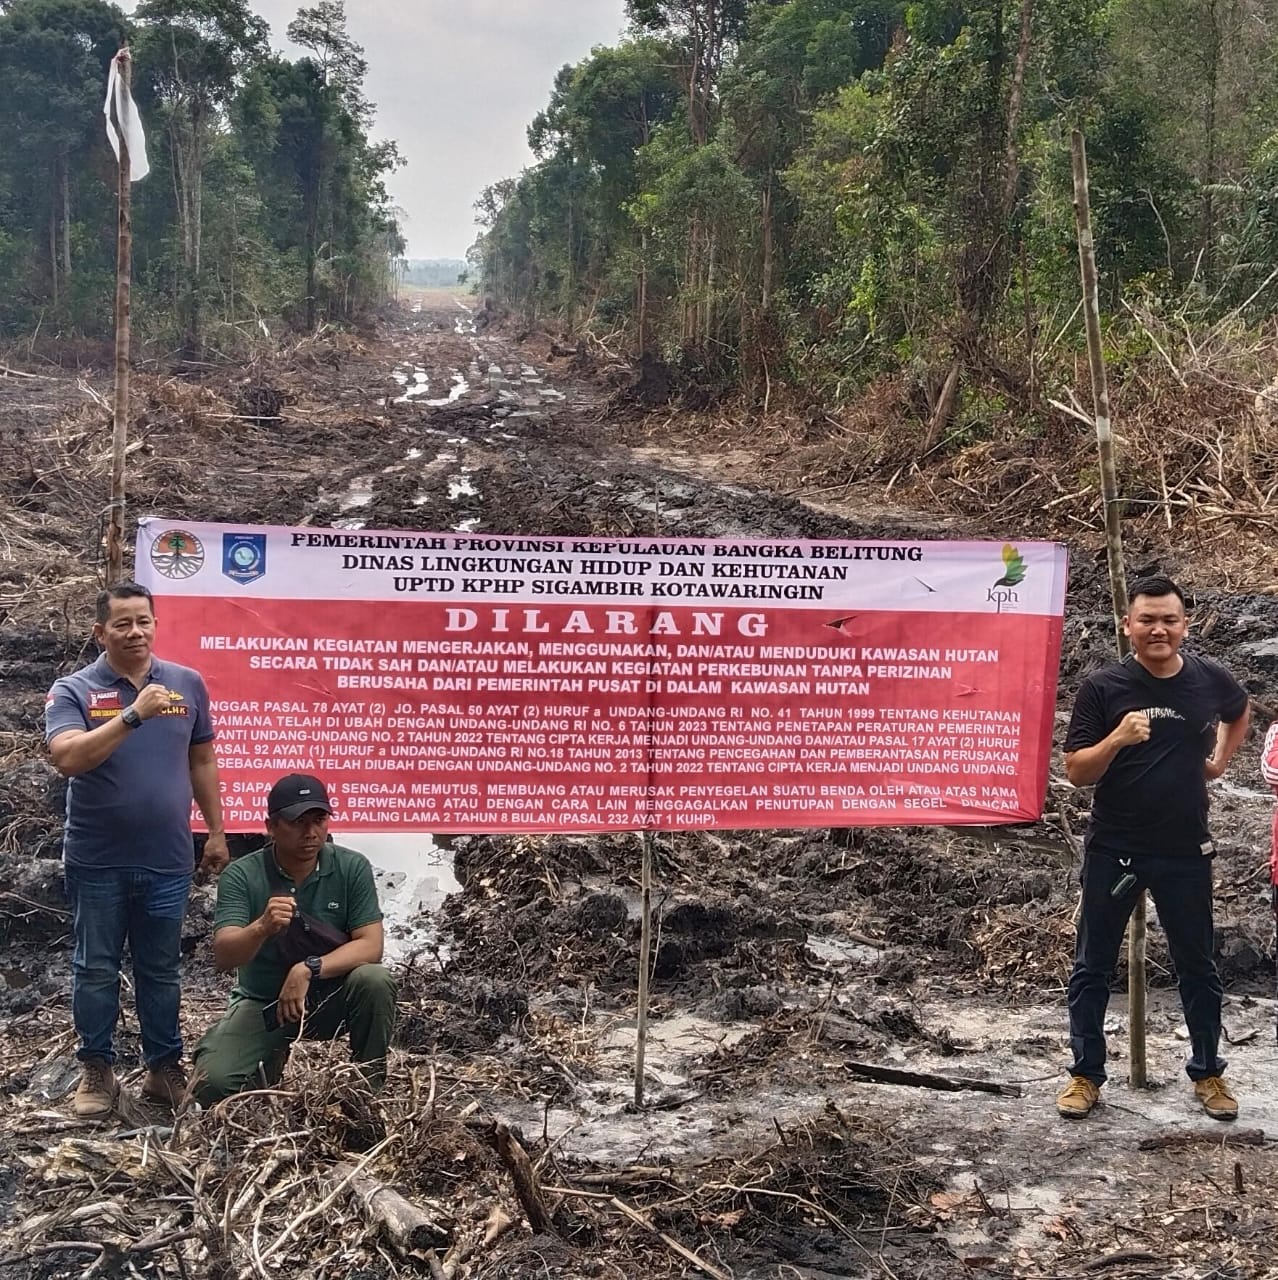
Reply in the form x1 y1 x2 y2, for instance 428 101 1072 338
267 773 333 821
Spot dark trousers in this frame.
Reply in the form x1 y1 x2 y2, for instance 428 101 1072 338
191 964 396 1106
1068 851 1225 1085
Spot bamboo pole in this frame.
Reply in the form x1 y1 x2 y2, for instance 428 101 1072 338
634 827 654 1107
106 48 134 586
1070 129 1144 1088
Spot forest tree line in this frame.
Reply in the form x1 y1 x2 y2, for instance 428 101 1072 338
473 0 1278 422
0 0 403 355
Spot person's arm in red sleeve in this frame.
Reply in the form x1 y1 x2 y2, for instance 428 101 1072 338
1261 722 1278 793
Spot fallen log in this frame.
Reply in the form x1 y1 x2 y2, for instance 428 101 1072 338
843 1061 1021 1097
1082 1250 1162 1272
1137 1127 1265 1152
329 1162 451 1252
489 1121 555 1236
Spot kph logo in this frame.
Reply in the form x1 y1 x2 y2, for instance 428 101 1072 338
989 544 1026 613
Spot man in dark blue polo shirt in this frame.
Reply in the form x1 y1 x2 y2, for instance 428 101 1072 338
45 581 228 1118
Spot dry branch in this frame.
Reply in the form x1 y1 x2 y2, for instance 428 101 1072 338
489 1120 555 1235
1136 1127 1265 1151
329 1161 452 1253
843 1061 1021 1097
1082 1250 1163 1272
552 1187 732 1280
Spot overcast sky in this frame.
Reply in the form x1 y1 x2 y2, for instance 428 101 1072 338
124 1 630 258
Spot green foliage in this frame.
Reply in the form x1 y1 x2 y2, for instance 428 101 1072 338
474 39 682 327
476 0 1278 406
0 0 401 343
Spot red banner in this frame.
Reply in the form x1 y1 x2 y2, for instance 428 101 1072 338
135 521 1068 832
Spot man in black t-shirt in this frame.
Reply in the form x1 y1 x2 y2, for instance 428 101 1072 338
1057 576 1250 1121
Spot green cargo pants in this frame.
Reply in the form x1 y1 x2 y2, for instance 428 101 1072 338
192 963 396 1107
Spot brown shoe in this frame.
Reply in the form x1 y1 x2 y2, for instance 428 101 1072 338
1194 1076 1238 1121
1056 1075 1100 1118
142 1058 189 1109
73 1058 117 1119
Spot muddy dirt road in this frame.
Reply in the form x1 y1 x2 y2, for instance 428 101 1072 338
1 294 1277 1279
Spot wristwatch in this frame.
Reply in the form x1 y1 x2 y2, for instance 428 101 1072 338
303 955 323 981
121 706 142 730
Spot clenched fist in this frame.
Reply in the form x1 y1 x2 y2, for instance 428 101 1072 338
1113 710 1151 747
257 895 296 937
132 684 175 721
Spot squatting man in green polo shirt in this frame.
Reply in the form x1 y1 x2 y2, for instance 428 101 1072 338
191 773 396 1105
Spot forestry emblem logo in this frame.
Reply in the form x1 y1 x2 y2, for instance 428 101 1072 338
988 544 1026 612
149 529 205 580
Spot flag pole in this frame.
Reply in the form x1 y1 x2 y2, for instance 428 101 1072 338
106 47 134 586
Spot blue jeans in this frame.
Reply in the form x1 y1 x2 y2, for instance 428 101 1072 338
65 866 192 1067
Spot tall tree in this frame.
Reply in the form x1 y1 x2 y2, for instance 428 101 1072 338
284 0 370 326
134 0 268 355
628 0 749 143
527 40 680 332
0 0 129 316
287 0 369 119
235 1 400 328
1109 0 1278 285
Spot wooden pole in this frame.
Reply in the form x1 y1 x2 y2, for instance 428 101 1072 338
1070 128 1144 1087
634 827 654 1107
106 48 134 586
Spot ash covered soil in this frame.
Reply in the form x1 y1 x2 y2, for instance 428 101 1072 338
1 292 1277 1279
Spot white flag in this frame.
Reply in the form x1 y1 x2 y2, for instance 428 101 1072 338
104 54 150 182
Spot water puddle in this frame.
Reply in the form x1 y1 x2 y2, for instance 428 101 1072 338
1216 780 1272 802
806 935 882 967
393 367 431 403
338 477 374 512
330 832 459 963
423 373 469 406
600 1013 752 1063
